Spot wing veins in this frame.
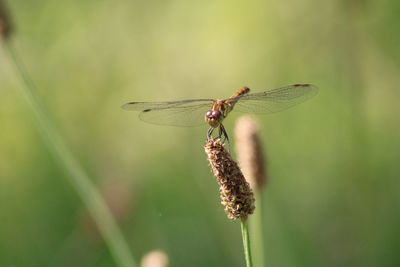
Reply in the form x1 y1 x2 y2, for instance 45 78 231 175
122 98 213 111
229 84 318 114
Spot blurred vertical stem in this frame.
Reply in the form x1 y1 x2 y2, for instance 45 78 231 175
251 191 265 267
241 218 253 267
235 116 267 267
2 41 137 267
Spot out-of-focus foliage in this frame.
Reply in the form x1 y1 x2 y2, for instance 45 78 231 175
0 0 399 266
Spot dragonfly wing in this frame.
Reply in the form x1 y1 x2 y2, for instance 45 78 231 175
122 98 213 111
122 99 214 127
138 104 212 127
233 84 318 114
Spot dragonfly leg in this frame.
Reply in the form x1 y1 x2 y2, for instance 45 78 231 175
208 125 229 143
207 127 215 140
219 124 229 143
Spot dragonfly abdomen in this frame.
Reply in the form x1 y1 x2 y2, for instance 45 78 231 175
230 86 250 98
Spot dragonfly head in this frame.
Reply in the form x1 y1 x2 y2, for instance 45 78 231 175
205 110 223 128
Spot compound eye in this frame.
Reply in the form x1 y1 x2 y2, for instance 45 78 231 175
206 110 213 118
212 110 222 118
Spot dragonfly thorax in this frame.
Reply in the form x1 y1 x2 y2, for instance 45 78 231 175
205 110 223 128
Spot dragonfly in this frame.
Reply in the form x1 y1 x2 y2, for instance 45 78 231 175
122 84 318 141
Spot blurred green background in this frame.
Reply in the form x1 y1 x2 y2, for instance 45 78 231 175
1 0 400 266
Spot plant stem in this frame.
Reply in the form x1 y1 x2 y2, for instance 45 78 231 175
241 217 253 267
3 41 137 267
252 191 266 267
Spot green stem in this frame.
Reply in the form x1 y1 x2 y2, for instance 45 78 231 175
252 190 266 267
241 217 253 267
3 41 137 267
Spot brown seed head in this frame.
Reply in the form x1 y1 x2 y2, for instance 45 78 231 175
234 116 267 191
204 138 255 220
0 1 12 40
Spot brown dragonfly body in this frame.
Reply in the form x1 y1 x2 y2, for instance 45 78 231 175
123 84 318 141
204 87 250 140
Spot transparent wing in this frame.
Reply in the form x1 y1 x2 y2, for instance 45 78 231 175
122 98 213 111
231 84 318 114
122 99 214 127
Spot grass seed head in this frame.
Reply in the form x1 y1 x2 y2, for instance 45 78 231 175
235 115 267 191
141 250 169 267
205 138 255 220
